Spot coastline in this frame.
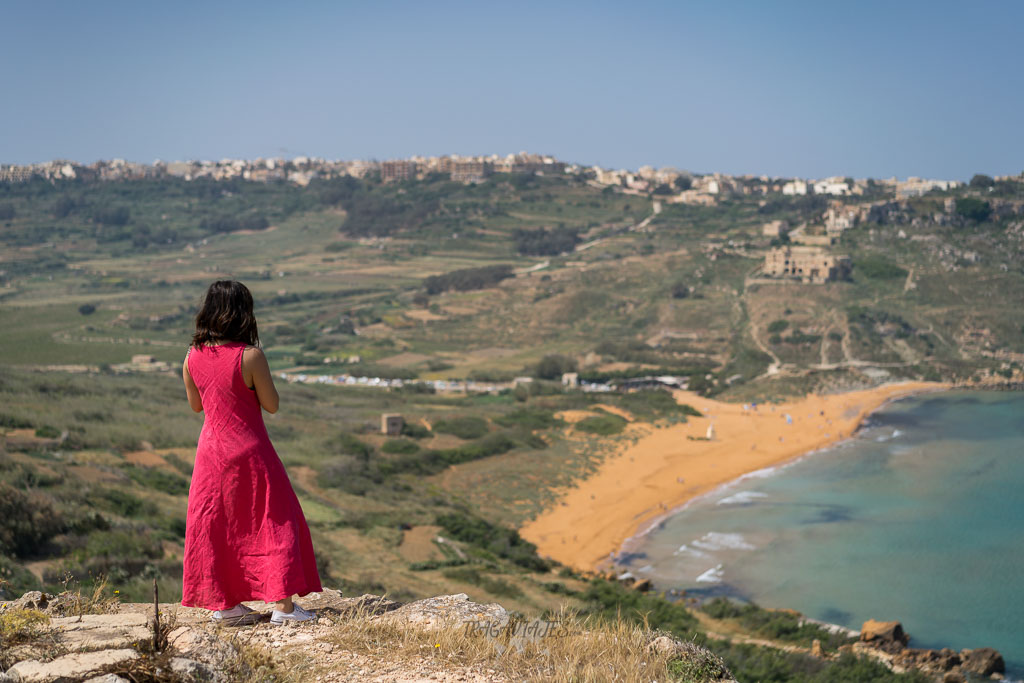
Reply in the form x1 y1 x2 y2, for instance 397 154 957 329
519 381 950 572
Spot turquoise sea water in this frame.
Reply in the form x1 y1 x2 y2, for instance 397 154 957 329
622 391 1024 676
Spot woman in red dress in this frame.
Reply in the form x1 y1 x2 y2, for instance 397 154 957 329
181 280 321 625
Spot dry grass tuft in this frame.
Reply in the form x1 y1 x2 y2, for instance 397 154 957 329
222 635 286 683
49 574 121 617
0 608 54 669
316 603 720 682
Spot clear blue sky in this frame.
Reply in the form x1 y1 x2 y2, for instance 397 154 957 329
2 0 1022 179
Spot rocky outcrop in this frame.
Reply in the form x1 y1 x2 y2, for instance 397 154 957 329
893 647 961 674
2 589 732 682
376 592 505 629
855 619 1006 681
0 590 117 619
959 647 1005 677
6 650 138 683
859 619 909 653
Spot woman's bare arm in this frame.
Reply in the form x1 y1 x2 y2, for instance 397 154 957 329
183 354 203 412
244 346 279 413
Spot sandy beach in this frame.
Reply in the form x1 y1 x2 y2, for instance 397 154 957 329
519 381 949 571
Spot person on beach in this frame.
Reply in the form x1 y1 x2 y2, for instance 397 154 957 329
181 280 322 625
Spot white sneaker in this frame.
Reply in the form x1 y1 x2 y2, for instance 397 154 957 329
211 603 261 626
270 604 316 625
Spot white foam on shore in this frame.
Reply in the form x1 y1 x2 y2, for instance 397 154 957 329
673 544 710 559
717 491 768 506
617 385 941 557
874 428 904 443
625 466 789 545
695 564 724 583
741 465 784 480
691 531 756 552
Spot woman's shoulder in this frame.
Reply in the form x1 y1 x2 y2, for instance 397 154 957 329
241 345 266 365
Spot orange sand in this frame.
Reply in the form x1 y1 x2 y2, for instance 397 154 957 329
520 381 949 571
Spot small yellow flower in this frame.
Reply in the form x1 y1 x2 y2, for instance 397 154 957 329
435 643 440 648
114 590 120 595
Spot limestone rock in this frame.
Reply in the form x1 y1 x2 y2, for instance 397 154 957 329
82 676 131 683
860 619 908 653
167 626 236 667
320 593 401 618
376 593 507 629
632 579 652 592
294 587 346 608
50 613 150 651
648 635 680 656
942 672 966 683
5 591 51 613
959 647 1005 676
0 591 115 618
7 648 138 683
810 639 823 658
169 657 213 681
892 646 960 675
937 648 960 671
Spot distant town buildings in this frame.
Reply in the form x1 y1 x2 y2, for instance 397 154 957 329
813 177 853 196
893 177 963 198
764 245 851 284
1 160 83 182
0 151 567 187
0 152 978 215
450 159 492 183
381 160 417 182
782 180 809 196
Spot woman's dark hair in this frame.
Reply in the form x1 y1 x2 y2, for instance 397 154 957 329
192 280 260 348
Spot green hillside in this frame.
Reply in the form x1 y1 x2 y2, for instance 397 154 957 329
2 170 1019 681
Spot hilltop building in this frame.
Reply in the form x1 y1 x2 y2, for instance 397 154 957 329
764 245 850 283
813 178 852 196
695 174 735 195
450 159 492 183
895 177 962 198
824 202 859 234
494 153 565 175
782 180 809 196
381 160 417 182
669 190 717 206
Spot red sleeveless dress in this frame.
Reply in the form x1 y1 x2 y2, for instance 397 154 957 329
182 342 321 610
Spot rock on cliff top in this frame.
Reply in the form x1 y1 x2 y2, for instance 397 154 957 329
1 589 733 683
